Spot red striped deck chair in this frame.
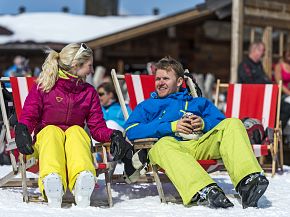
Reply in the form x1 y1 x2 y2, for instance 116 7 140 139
214 79 283 177
0 77 36 202
0 77 113 207
111 69 224 203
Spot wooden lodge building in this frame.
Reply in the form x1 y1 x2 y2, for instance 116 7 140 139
1 0 290 164
1 0 290 83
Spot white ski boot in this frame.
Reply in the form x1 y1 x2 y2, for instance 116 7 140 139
43 173 63 208
73 171 95 208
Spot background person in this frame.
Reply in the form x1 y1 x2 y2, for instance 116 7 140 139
274 48 290 138
238 41 272 84
124 56 269 209
3 55 32 88
97 82 132 131
14 43 132 208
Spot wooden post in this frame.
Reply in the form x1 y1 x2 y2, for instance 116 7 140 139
117 59 124 74
279 32 284 59
262 26 273 79
230 0 244 83
250 28 256 43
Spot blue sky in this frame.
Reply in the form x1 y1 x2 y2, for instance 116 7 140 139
0 0 204 15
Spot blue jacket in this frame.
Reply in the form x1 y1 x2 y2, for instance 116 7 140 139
4 65 25 88
102 102 132 127
124 88 225 140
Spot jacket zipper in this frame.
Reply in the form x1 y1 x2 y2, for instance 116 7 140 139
66 93 72 124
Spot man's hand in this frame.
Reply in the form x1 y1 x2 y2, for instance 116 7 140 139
110 130 133 161
189 115 203 132
15 123 34 155
176 118 193 134
176 114 203 134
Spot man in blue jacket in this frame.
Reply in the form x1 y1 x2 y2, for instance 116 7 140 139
124 56 269 209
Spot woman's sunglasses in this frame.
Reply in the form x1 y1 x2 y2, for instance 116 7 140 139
73 43 89 60
98 92 105 97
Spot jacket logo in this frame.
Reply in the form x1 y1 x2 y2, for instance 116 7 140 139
56 97 63 102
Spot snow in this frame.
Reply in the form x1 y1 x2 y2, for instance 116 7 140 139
0 12 159 44
1 164 290 217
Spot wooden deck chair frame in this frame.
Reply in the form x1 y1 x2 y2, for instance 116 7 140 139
214 79 283 177
0 77 35 202
0 77 113 207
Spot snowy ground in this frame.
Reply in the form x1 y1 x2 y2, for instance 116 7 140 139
1 164 290 217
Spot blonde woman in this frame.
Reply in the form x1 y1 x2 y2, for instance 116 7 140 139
14 43 132 208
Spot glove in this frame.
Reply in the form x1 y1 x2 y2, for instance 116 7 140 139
15 123 34 155
110 130 132 161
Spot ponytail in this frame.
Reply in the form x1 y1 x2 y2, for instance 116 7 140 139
37 49 59 92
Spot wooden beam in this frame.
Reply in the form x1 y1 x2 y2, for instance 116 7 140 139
0 43 64 50
262 26 273 78
245 0 290 12
245 7 290 21
87 9 212 48
230 0 244 83
245 16 290 30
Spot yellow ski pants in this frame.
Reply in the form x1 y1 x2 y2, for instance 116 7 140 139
34 125 96 195
148 118 262 205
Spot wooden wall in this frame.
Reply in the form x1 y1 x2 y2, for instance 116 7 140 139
99 18 231 82
0 19 232 82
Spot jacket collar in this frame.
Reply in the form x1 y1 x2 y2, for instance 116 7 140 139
56 69 85 93
150 88 191 100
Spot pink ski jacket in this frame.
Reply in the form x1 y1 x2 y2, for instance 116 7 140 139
19 76 113 142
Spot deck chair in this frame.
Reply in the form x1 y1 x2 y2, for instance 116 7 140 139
111 69 229 203
0 77 36 203
0 77 113 207
214 79 283 177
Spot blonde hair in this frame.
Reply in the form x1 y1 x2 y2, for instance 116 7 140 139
37 43 93 92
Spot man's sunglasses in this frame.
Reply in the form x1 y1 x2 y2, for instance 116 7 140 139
73 43 88 60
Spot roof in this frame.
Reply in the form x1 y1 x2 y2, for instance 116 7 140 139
87 6 212 48
0 4 213 49
0 12 159 44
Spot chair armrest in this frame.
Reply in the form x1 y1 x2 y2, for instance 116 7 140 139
132 138 158 150
133 138 158 143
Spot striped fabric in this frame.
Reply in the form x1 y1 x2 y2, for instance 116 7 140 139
124 74 155 109
124 74 187 109
224 83 280 161
10 77 36 120
8 77 37 172
225 83 279 129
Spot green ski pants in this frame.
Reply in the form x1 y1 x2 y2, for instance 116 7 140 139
148 118 263 205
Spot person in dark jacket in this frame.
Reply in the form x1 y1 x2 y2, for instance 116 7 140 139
14 43 132 208
238 41 272 84
125 56 269 209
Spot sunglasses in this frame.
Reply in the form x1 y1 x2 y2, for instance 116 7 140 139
98 92 105 97
73 43 88 60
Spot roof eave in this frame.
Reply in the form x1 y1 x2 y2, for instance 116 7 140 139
86 8 213 48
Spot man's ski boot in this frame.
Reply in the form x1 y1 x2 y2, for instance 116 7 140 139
236 172 269 208
193 184 234 209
